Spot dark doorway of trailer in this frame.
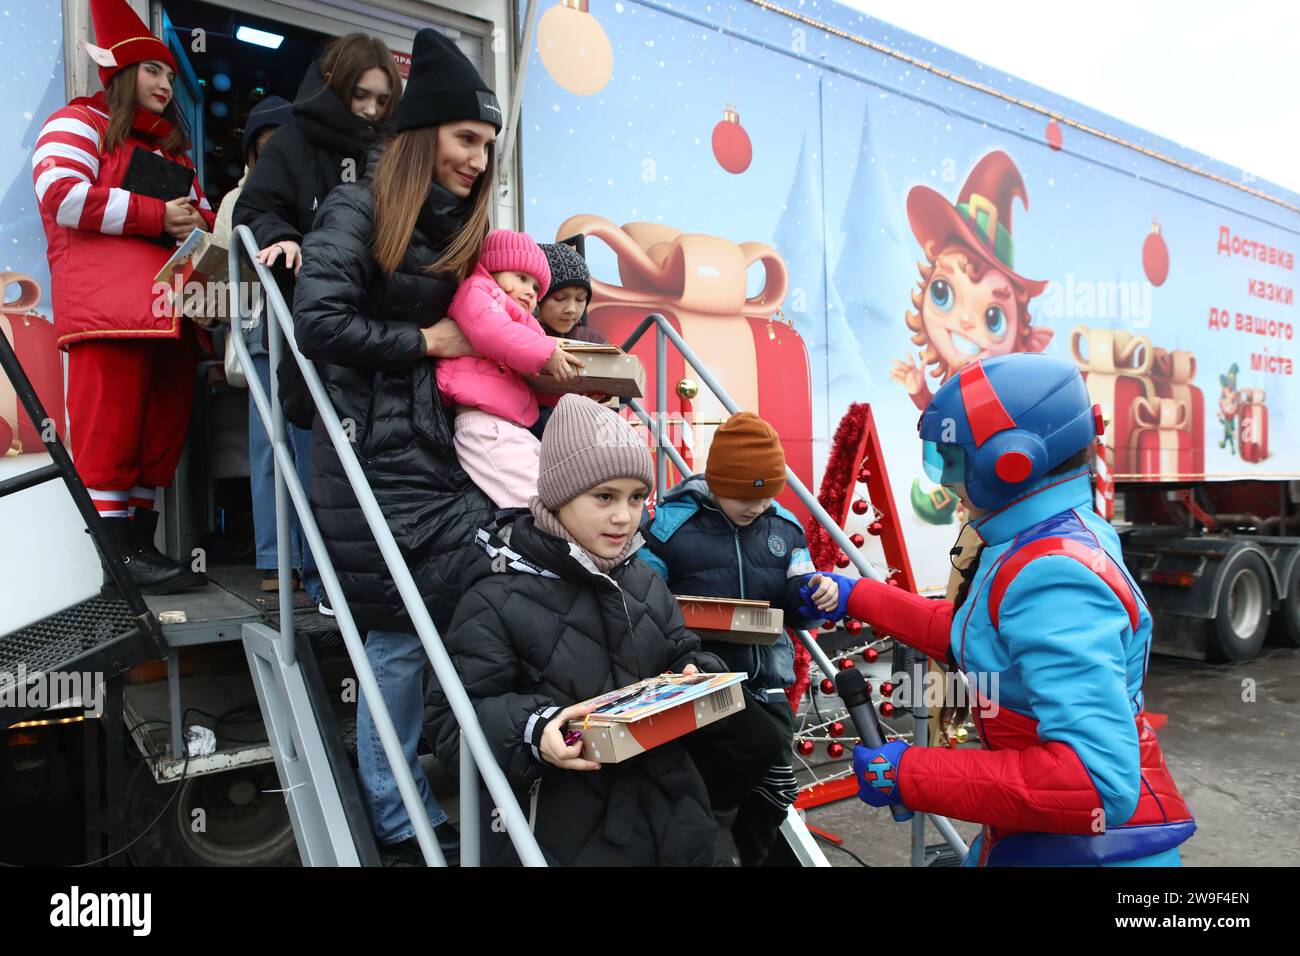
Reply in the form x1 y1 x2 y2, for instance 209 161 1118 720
156 0 326 583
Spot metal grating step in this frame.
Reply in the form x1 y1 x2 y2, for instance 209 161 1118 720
1 595 162 725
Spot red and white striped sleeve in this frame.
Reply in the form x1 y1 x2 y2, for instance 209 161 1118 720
31 106 167 237
183 156 216 231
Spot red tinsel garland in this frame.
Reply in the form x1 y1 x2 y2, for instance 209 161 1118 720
788 403 873 710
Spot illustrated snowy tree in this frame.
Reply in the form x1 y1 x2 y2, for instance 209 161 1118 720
772 129 871 413
833 99 912 331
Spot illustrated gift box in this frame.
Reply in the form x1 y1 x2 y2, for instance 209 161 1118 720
1238 388 1268 463
1070 326 1157 478
557 214 813 525
1 273 65 456
1128 396 1191 477
1151 347 1204 477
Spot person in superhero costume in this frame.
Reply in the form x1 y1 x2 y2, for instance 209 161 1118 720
823 352 1196 866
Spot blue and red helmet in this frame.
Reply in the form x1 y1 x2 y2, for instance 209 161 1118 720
918 353 1102 511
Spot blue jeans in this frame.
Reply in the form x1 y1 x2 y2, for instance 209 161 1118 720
248 353 323 602
356 629 448 843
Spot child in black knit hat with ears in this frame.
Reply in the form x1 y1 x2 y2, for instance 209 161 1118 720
530 239 614 439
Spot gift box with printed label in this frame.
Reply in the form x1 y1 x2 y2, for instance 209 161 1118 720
566 672 747 764
676 595 784 645
530 340 645 398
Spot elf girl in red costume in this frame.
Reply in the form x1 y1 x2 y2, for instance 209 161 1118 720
891 151 1053 413
32 0 213 593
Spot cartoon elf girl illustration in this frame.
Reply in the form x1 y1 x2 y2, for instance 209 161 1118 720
892 151 1053 410
1217 362 1240 454
893 151 1054 525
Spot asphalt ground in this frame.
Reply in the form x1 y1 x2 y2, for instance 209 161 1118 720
794 646 1300 867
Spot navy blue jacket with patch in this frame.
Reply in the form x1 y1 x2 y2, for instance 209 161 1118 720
640 475 818 691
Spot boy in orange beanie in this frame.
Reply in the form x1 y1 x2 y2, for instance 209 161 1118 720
641 411 846 865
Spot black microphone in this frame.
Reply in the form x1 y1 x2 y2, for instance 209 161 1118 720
836 666 913 822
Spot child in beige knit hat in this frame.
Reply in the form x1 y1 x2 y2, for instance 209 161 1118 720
425 394 728 865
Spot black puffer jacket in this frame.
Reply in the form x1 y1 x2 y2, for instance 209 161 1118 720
424 513 724 866
640 475 820 690
233 62 385 424
233 61 383 251
292 150 492 634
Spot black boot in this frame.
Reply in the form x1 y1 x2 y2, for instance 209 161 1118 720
131 508 178 566
98 516 202 597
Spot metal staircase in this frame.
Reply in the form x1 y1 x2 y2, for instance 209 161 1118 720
0 322 168 861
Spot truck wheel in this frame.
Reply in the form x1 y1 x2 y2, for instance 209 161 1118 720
1269 555 1300 647
1209 551 1272 662
124 760 300 867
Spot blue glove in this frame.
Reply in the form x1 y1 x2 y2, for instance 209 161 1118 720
797 572 855 623
853 740 910 808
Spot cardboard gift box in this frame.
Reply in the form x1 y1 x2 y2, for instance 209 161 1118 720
1238 388 1268 463
531 340 645 398
1 273 64 456
566 672 746 764
676 595 784 645
556 214 814 528
1151 347 1204 477
155 228 258 325
1070 327 1157 478
1128 396 1191 477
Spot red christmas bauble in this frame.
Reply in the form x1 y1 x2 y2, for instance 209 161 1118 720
1143 223 1169 286
830 721 846 737
797 739 815 757
863 681 872 695
864 647 879 663
1046 118 1063 151
827 742 845 759
857 468 872 484
845 619 863 636
837 658 855 671
821 620 836 631
711 107 752 174
868 522 883 536
819 678 836 695
852 499 869 515
850 533 865 548
836 553 850 568
880 681 895 697
879 701 895 718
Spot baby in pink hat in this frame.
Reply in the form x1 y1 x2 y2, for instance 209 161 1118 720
437 228 585 508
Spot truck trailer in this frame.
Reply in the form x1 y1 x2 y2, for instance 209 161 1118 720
2 0 1297 866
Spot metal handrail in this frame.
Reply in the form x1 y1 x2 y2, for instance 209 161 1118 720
227 224 546 867
621 314 968 863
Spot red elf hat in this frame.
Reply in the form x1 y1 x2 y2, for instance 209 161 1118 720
906 150 1048 298
84 0 177 87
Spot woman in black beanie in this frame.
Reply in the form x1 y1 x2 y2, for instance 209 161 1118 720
292 27 502 866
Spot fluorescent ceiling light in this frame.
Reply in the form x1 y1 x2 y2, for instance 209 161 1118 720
236 25 284 49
